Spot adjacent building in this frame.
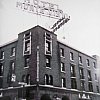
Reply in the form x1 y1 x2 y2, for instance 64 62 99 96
0 25 100 100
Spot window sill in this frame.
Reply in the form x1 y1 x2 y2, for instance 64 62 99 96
46 67 51 69
24 67 29 69
60 56 65 59
79 65 84 68
70 61 76 65
0 58 4 61
87 66 90 68
70 59 74 62
80 78 85 81
45 53 52 56
79 62 83 65
88 81 92 82
10 55 15 57
71 77 76 79
95 80 98 82
61 71 66 73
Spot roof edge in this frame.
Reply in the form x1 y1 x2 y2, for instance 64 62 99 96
0 39 18 48
58 40 96 60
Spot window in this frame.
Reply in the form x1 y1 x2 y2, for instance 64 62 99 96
88 82 93 92
86 59 90 66
96 86 99 93
70 64 76 77
0 63 3 76
71 78 77 89
25 56 30 68
49 75 53 85
11 47 15 56
87 70 92 81
44 74 49 85
44 74 53 85
11 62 15 71
93 62 96 68
46 41 51 52
26 74 30 85
60 48 64 57
22 75 26 83
62 78 66 88
0 78 3 88
23 32 31 55
45 33 52 55
25 33 30 39
95 74 97 80
70 52 74 61
79 68 84 79
79 56 82 64
0 51 4 59
11 74 16 82
80 81 85 91
61 62 65 72
25 40 30 52
46 56 51 68
0 92 2 97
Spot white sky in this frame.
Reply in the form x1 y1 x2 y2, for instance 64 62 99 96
0 0 100 57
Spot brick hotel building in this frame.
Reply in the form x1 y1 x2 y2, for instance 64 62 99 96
0 25 100 100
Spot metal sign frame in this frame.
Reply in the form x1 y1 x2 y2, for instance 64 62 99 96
16 0 69 19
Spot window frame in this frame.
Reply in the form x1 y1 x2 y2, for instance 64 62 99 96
70 52 74 61
70 64 76 77
60 48 64 57
46 56 51 68
93 62 96 68
80 80 85 91
25 40 30 52
61 62 65 72
11 47 15 57
24 56 30 68
61 78 66 88
0 63 3 76
0 51 4 60
71 78 77 89
79 56 82 64
23 32 31 55
44 74 49 85
87 70 92 81
45 32 52 56
95 73 97 81
88 82 93 92
79 68 84 79
86 59 90 67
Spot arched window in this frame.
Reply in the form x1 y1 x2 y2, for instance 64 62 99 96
26 74 30 85
44 74 49 85
22 75 26 83
49 75 53 85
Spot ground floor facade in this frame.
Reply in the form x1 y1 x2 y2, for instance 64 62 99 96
0 85 100 100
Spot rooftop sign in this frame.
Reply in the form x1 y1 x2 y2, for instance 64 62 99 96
16 0 69 19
